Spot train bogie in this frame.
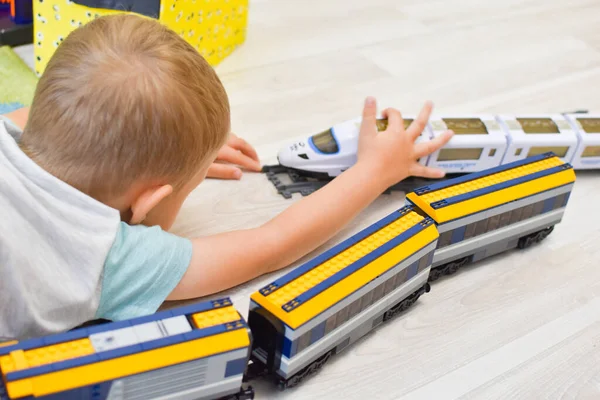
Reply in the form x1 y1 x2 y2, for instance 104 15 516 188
495 115 578 165
564 114 600 169
417 115 508 174
406 152 576 281
0 298 254 400
248 206 438 388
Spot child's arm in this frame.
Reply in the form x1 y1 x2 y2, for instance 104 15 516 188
167 97 453 300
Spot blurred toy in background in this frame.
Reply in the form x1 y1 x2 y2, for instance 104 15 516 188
33 0 249 76
0 0 33 46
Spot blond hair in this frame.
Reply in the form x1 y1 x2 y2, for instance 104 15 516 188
21 14 230 201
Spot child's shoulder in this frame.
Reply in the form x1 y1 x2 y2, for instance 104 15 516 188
96 222 193 322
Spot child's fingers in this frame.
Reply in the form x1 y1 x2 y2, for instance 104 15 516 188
409 163 446 178
414 130 454 159
207 163 243 180
217 145 262 171
359 96 378 137
381 108 404 133
407 100 434 141
228 134 260 162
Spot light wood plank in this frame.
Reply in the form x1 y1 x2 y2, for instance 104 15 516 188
11 0 600 398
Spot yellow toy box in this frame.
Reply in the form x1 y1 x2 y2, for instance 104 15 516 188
33 0 248 75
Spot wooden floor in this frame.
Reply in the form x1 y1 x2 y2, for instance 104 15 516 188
16 0 600 398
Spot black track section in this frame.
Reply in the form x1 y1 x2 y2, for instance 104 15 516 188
262 164 457 199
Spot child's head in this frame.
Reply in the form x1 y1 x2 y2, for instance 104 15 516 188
20 14 230 230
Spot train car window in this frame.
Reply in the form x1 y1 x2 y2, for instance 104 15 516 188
310 129 339 154
498 211 512 228
527 146 569 158
438 148 483 161
395 267 408 288
487 213 501 232
581 146 600 157
578 118 600 134
474 218 489 237
383 277 396 296
296 331 311 354
515 148 522 156
521 203 534 220
371 282 386 304
360 290 374 312
336 304 350 328
553 194 566 210
376 119 388 131
489 148 496 157
442 118 488 134
324 313 337 335
348 298 362 320
437 231 453 248
375 118 414 131
532 201 544 216
418 255 430 273
463 222 477 240
509 207 523 225
517 118 560 134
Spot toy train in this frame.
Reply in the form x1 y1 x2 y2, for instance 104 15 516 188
0 153 576 399
264 113 594 198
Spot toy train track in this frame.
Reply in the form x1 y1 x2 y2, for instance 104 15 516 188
262 164 464 199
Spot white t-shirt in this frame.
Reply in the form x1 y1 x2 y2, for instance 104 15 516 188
0 117 192 341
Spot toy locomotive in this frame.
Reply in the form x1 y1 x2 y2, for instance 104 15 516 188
266 113 592 198
0 153 576 399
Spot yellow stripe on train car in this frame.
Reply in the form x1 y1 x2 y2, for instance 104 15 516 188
408 168 575 223
6 329 249 399
250 225 439 329
192 305 241 329
0 339 95 374
265 212 424 307
0 341 18 348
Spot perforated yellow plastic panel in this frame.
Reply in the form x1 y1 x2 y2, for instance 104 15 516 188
192 305 241 329
0 339 94 374
265 211 424 307
33 0 248 75
420 157 564 204
407 155 576 223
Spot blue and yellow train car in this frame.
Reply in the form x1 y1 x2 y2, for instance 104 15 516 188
406 152 576 281
247 206 439 388
0 298 254 400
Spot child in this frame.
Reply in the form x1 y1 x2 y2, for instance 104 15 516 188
0 14 453 340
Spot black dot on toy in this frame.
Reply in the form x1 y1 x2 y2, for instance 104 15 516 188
37 56 41 61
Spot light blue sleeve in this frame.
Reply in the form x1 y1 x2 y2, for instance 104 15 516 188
96 222 193 321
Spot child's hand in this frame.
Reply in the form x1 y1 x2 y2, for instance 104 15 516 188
356 97 453 188
207 133 262 179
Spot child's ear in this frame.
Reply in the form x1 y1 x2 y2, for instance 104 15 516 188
129 184 173 225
